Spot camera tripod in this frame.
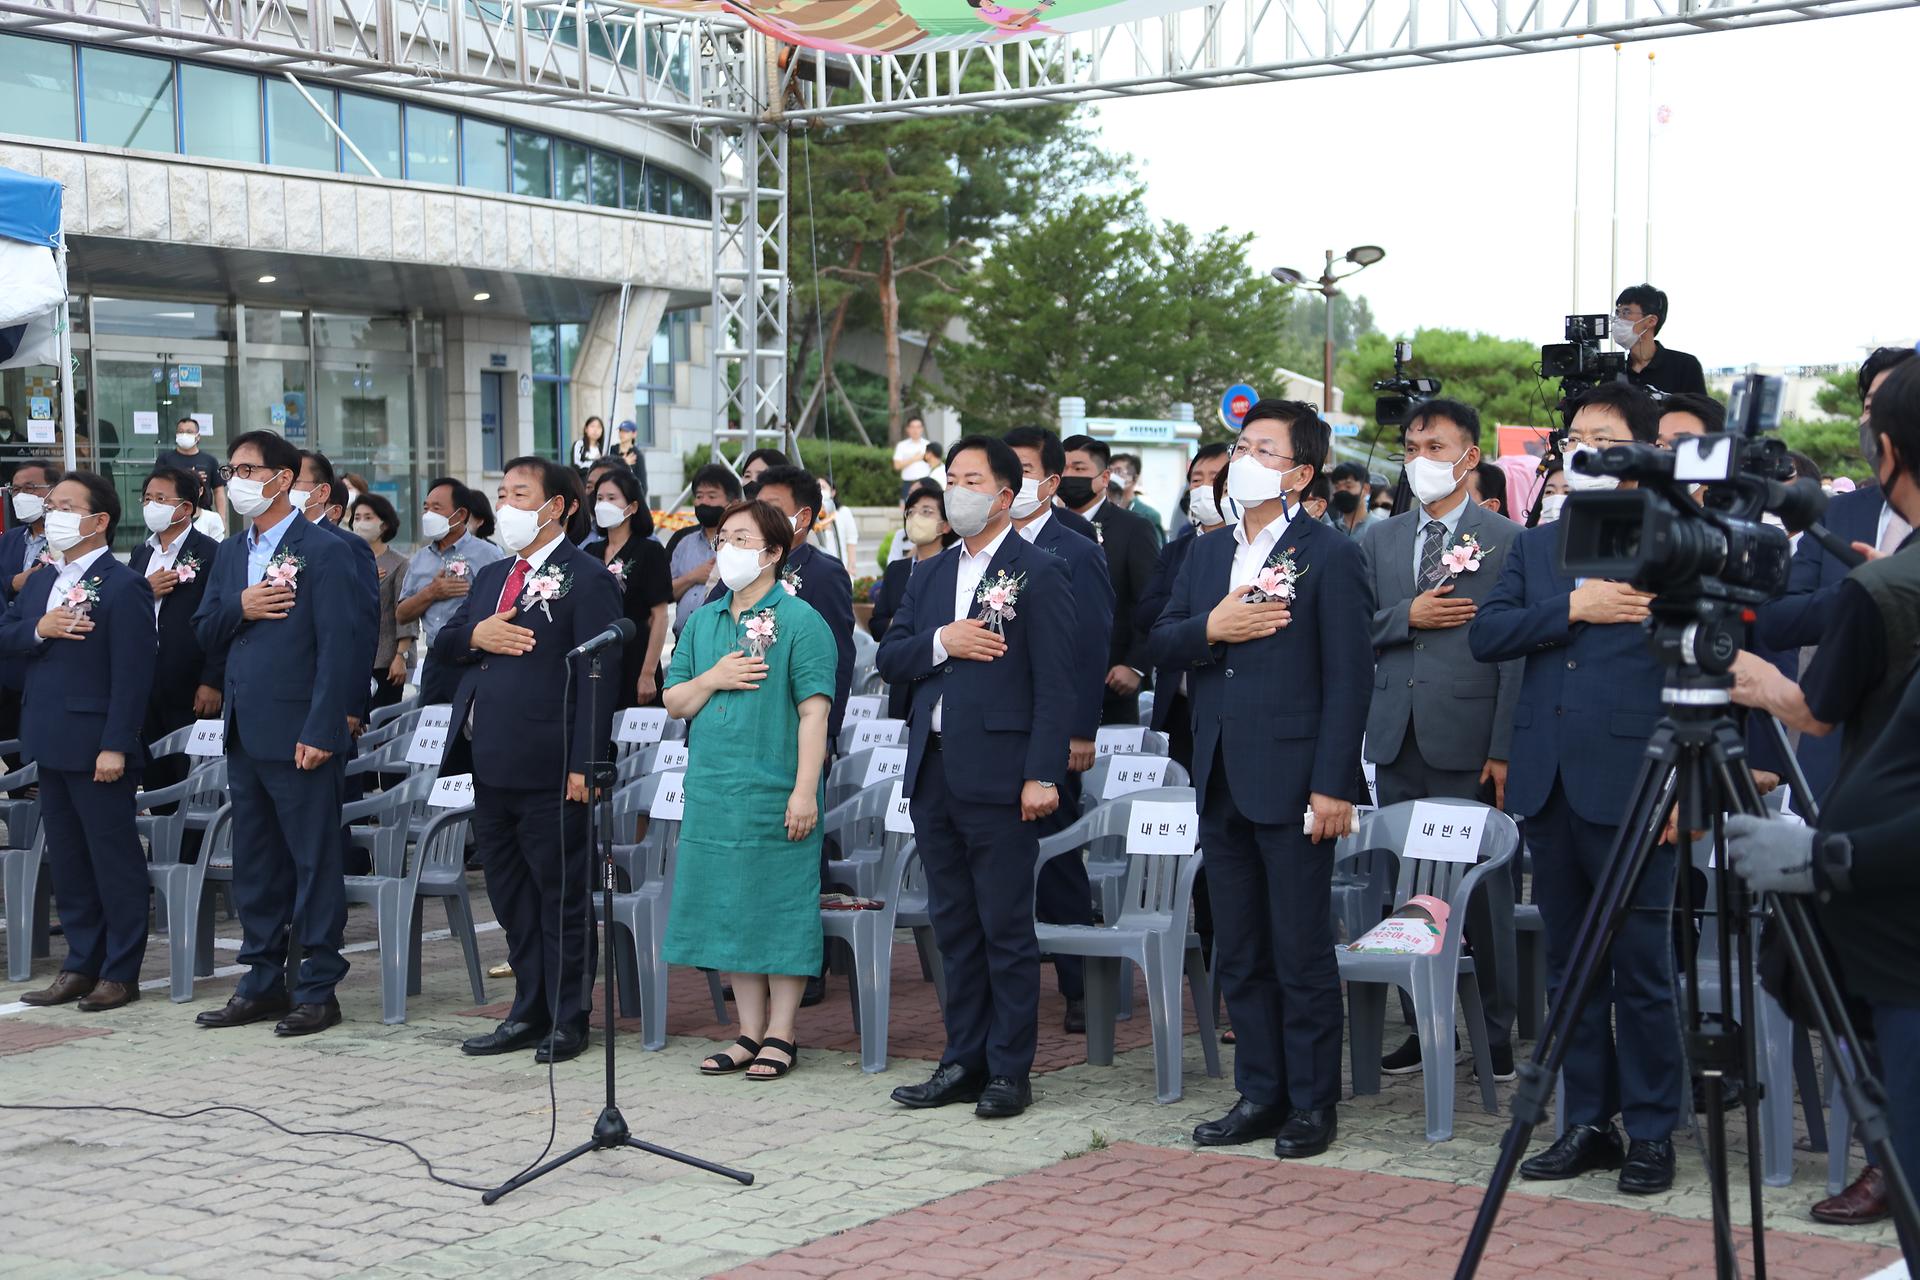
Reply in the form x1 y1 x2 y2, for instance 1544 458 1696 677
1456 612 1919 1279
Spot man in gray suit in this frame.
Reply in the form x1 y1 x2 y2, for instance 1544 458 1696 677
1358 399 1523 1081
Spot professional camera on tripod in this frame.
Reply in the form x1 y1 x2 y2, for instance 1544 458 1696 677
1457 372 1920 1279
1372 339 1443 426
1542 313 1630 405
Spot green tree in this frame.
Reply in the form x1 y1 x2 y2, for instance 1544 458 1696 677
1337 328 1559 449
1814 369 1863 421
1274 292 1378 378
1779 417 1872 483
1157 223 1292 427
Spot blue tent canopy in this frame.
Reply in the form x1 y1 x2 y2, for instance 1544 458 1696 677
0 166 61 249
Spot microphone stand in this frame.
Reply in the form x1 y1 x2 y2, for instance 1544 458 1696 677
483 642 753 1204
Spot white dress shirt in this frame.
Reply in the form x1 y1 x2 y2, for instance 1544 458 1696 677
496 530 565 611
1876 501 1911 556
928 522 1014 732
1229 504 1301 591
40 545 111 643
1015 507 1053 545
145 529 190 619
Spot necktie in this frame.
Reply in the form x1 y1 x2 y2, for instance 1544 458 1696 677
496 558 531 614
1879 511 1911 558
1418 520 1448 590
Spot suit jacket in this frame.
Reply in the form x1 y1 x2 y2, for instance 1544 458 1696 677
129 527 224 717
870 554 919 721
0 524 45 610
433 537 623 788
316 516 382 718
1148 512 1373 824
875 529 1075 806
1469 524 1665 824
1029 513 1114 741
0 554 155 772
1358 502 1523 771
1137 526 1200 734
193 513 362 760
1085 500 1159 678
711 541 855 744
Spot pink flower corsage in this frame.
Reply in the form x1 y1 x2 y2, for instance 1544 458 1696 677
780 564 802 596
518 563 570 621
608 558 630 585
174 553 202 584
444 557 471 578
1441 533 1487 578
974 569 1025 635
1245 547 1305 605
264 551 304 591
63 576 102 618
742 607 778 660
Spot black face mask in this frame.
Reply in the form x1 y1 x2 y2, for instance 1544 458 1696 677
1056 476 1096 508
1331 490 1361 515
694 503 725 529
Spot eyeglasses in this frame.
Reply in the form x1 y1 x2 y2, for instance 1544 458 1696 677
11 479 52 496
219 463 282 482
1227 440 1296 467
1566 431 1628 450
713 532 768 549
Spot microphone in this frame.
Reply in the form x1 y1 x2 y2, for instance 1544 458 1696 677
568 616 637 660
1805 522 1867 571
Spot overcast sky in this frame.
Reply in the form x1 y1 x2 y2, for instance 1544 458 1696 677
1090 7 1919 373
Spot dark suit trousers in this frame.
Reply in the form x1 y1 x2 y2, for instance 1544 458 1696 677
1530 777 1683 1140
1376 723 1517 1048
40 769 148 983
1033 770 1090 1000
1163 690 1211 952
474 785 595 1032
910 746 1040 1080
418 652 460 707
1200 754 1343 1110
227 728 350 1005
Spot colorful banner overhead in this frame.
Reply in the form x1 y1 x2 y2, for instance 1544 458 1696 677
647 0 1197 55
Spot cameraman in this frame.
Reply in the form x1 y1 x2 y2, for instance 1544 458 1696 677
1615 284 1706 396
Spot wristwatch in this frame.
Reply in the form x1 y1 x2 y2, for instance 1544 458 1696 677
1815 830 1854 895
1036 781 1057 790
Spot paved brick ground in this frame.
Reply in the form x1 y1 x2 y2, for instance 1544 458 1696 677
0 876 1902 1279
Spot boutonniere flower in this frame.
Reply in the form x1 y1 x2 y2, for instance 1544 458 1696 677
974 569 1026 634
519 563 571 621
1246 546 1306 605
780 564 803 596
444 556 471 578
264 551 304 591
742 606 778 660
34 550 55 569
608 557 630 585
63 576 103 619
174 552 202 583
1441 532 1488 578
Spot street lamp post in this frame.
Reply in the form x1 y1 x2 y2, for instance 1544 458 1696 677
1271 245 1386 415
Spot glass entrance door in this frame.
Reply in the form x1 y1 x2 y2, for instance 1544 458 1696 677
91 345 235 517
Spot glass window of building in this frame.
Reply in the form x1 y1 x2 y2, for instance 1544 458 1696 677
266 78 337 172
555 140 589 204
634 313 680 449
620 158 644 213
339 93 401 178
405 106 459 185
80 49 175 152
1 34 78 142
462 118 508 192
93 297 233 341
511 131 551 199
180 64 262 164
245 308 309 346
314 312 410 352
646 166 669 215
590 151 620 208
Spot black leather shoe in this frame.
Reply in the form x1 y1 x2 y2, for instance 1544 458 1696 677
1063 999 1087 1035
891 1062 987 1109
273 998 342 1037
1618 1138 1676 1194
1273 1108 1337 1159
1193 1097 1290 1147
461 1020 550 1057
1520 1123 1625 1181
196 992 291 1029
535 1024 589 1063
800 975 826 1008
974 1076 1032 1119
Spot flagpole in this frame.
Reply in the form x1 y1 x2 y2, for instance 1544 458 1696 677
1609 42 1622 306
1645 52 1657 280
1572 42 1585 310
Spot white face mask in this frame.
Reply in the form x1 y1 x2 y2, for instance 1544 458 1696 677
44 510 95 554
943 484 1003 539
1009 477 1048 521
1188 483 1223 528
594 500 629 530
1562 445 1620 492
420 510 453 542
351 518 383 542
227 474 277 519
290 487 316 517
716 542 769 592
175 431 200 451
1406 451 1470 507
11 492 44 524
143 501 185 536
495 500 554 555
1611 316 1642 349
1539 493 1568 523
788 511 809 537
1225 452 1297 507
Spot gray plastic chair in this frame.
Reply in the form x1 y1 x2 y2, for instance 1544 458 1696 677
1513 847 1547 1041
825 746 906 812
0 749 40 855
146 800 224 1003
822 776 897 899
359 703 428 753
342 805 484 1024
1033 787 1220 1104
1079 754 1190 815
135 754 228 874
823 819 916 1072
1136 690 1154 727
3 820 51 983
343 772 435 879
893 845 945 1004
1339 798 1517 1142
192 804 236 977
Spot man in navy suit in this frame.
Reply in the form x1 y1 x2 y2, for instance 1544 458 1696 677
1062 435 1159 726
5 472 155 1012
129 466 224 804
1005 426 1114 1032
1150 400 1371 1160
879 436 1076 1119
0 460 59 762
296 451 381 727
438 455 622 1064
1138 445 1231 770
192 430 363 1037
1471 382 1682 1194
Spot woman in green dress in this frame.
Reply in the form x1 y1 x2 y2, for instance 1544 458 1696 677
663 500 835 1080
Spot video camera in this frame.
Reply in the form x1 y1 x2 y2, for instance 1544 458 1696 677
1372 339 1443 426
1558 373 1815 611
1541 314 1627 387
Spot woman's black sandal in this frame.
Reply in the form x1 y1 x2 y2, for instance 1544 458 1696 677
700 1036 761 1075
746 1037 799 1081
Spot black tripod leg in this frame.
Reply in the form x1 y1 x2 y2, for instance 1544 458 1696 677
482 1137 602 1205
624 1138 755 1185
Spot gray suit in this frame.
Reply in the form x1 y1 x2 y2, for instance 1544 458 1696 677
1358 498 1522 1049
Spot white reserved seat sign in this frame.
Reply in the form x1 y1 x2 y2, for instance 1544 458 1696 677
844 694 884 722
185 718 226 757
652 742 689 772
1403 801 1490 864
1096 725 1147 756
1126 800 1198 856
862 746 908 788
884 780 915 834
649 772 686 820
428 774 475 808
852 718 904 749
616 707 668 746
406 715 452 766
416 704 454 732
1101 755 1167 799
